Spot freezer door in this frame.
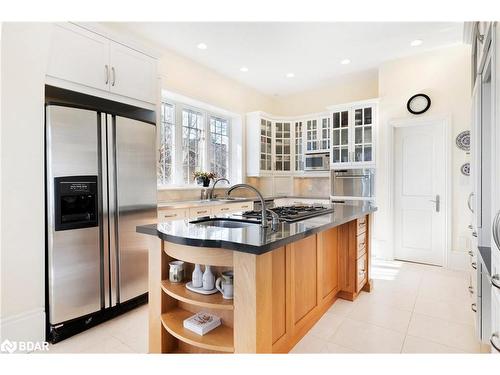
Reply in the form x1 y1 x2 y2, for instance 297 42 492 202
46 105 103 324
113 115 156 303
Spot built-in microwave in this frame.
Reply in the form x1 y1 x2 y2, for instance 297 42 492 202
304 152 330 171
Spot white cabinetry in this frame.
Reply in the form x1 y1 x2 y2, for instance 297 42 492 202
329 100 378 167
47 23 157 104
47 23 110 92
109 41 157 103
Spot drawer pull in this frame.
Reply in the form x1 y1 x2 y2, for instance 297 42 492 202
471 262 477 270
468 250 474 257
490 333 500 353
468 285 474 294
163 214 178 218
471 303 477 313
220 207 230 211
197 210 208 214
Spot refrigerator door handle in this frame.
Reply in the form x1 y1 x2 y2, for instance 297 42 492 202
100 113 111 309
107 114 120 306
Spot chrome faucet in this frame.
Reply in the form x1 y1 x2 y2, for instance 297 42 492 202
226 184 269 227
210 178 230 200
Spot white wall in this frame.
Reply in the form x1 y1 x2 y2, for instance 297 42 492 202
1 23 52 342
272 69 378 116
375 44 472 269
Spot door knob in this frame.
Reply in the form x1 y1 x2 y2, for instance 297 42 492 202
429 195 440 212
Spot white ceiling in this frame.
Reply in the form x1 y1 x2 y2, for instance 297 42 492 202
107 22 464 96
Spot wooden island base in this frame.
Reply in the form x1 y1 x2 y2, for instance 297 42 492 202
148 215 371 354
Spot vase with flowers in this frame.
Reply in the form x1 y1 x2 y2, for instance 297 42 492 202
193 171 216 187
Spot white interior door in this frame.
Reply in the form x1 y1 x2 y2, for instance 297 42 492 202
394 120 446 266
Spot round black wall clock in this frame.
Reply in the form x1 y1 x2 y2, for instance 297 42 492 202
407 93 431 115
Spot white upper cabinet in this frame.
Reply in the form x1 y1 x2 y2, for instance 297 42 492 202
274 121 292 172
294 120 304 172
47 24 110 92
47 23 157 105
329 100 378 167
109 41 157 104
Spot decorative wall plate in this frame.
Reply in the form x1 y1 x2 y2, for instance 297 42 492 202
461 162 470 176
455 130 470 151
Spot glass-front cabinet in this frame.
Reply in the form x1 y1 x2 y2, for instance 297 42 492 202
294 121 304 172
274 121 292 172
306 119 319 152
332 110 349 163
260 118 273 171
329 100 377 167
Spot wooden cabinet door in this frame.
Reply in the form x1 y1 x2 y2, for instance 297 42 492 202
319 228 339 303
109 41 157 104
271 247 288 347
290 235 318 327
47 23 110 91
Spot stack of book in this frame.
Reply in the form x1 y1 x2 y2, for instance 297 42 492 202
183 311 221 336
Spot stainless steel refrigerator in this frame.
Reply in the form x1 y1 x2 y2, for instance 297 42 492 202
45 86 156 343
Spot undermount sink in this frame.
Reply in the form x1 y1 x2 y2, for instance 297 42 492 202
209 197 238 202
190 218 260 228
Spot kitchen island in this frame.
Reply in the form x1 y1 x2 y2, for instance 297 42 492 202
137 202 376 354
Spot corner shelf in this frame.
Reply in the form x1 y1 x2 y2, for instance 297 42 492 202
161 280 233 310
161 308 234 353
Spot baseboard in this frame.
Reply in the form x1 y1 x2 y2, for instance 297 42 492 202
447 250 467 271
0 308 45 345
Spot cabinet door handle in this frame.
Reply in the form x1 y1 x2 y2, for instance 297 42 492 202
468 285 474 294
105 65 109 84
472 231 478 238
467 192 474 213
492 274 500 290
468 250 474 257
471 261 477 270
491 333 500 352
111 67 116 86
471 303 477 313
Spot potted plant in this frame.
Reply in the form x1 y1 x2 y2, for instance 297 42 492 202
193 171 216 187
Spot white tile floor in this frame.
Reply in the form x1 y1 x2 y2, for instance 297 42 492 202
44 259 481 354
291 259 482 354
44 304 148 353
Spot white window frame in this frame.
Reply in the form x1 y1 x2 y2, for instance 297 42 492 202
158 90 242 189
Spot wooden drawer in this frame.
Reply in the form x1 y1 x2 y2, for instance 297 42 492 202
356 232 367 259
189 206 212 218
158 208 188 222
356 215 367 235
356 253 367 293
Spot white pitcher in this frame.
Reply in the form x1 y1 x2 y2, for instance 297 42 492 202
216 271 234 299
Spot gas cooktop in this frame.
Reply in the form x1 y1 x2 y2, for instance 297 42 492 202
241 205 334 223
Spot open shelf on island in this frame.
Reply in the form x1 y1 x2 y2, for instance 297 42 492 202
161 280 233 310
161 308 234 353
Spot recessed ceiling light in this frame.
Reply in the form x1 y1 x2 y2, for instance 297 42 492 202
240 66 249 72
286 73 295 78
197 42 207 50
410 39 423 47
340 59 351 65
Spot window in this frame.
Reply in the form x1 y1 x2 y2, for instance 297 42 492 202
158 102 175 185
158 97 235 187
209 116 230 179
182 108 204 184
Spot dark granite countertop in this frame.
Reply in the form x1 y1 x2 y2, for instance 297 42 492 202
137 202 377 255
478 246 491 276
